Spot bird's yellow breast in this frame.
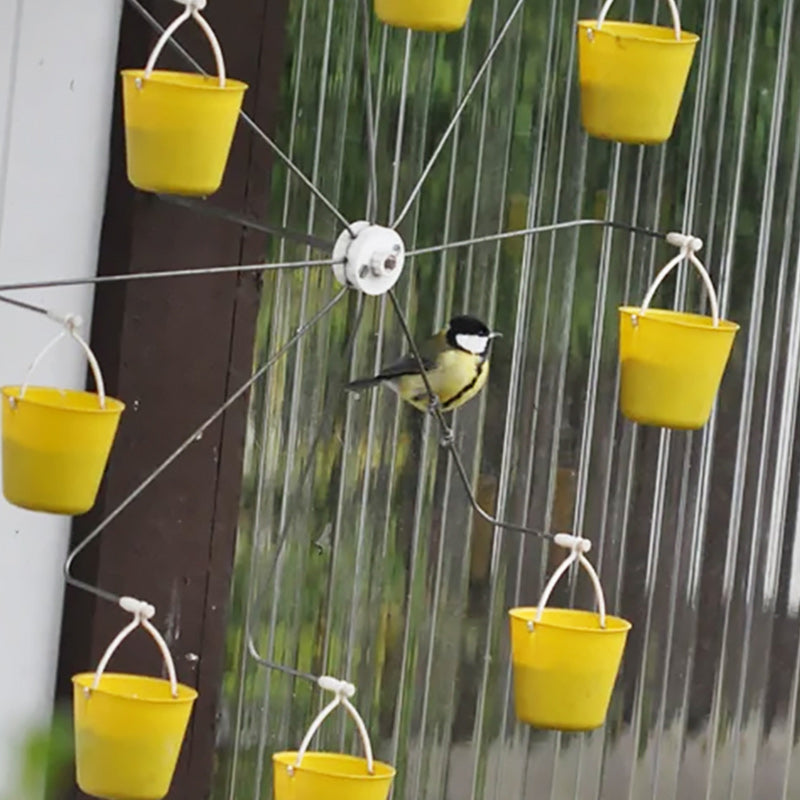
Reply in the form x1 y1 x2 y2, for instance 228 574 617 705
396 350 489 412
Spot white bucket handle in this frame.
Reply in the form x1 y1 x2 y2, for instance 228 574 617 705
531 534 607 630
142 0 227 87
15 313 107 409
596 0 682 39
637 233 720 327
287 677 376 776
86 596 180 698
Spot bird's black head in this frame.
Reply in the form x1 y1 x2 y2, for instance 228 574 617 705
446 315 501 355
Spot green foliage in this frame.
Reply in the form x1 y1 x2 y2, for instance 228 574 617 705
2 706 74 800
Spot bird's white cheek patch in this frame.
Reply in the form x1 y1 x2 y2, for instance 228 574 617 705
455 333 489 354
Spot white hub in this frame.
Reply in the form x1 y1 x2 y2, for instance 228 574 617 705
331 221 406 296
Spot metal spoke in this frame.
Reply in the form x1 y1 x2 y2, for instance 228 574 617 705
0 257 342 293
387 290 554 542
125 0 354 236
157 195 335 251
0 294 52 317
246 296 367 682
63 289 349 605
390 0 525 229
360 0 380 220
405 219 668 257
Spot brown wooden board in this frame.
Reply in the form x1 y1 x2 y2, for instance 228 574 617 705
55 0 289 797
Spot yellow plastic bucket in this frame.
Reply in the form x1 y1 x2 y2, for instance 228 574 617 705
1 320 124 514
72 599 198 800
508 534 631 731
121 6 247 196
576 0 699 144
72 673 197 800
374 0 471 32
509 608 631 730
619 236 739 429
2 387 123 514
273 753 396 800
619 309 738 428
274 677 396 800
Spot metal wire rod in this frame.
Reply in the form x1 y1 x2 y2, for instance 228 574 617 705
0 294 52 317
405 218 668 256
0 257 343 294
390 0 525 230
360 0 380 220
157 195 335 251
387 290 554 541
125 0 354 237
63 288 349 606
246 297 367 684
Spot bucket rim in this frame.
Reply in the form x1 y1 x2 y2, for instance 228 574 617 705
618 306 740 332
509 606 632 633
121 68 249 92
72 672 198 703
2 385 126 414
577 19 699 44
272 751 397 780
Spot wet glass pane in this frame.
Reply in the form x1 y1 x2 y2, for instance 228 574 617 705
212 1 800 798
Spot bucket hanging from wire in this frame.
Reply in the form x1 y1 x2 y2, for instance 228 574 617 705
120 0 248 196
508 534 631 732
576 0 699 144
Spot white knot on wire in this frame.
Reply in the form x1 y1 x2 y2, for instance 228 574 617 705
666 231 703 253
62 312 83 333
172 0 207 10
553 532 592 554
317 675 357 699
119 595 156 620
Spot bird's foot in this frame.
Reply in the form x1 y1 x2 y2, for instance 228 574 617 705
439 426 455 449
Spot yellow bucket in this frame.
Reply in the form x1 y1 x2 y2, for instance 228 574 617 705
274 676 396 800
509 607 631 731
121 70 247 196
619 235 739 429
1 386 124 514
273 752 396 800
576 0 699 144
374 0 471 32
120 5 247 196
72 673 197 800
619 309 739 428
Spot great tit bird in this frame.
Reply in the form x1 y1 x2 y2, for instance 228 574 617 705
346 315 501 412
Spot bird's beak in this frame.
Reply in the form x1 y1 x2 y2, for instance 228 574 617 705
489 331 503 339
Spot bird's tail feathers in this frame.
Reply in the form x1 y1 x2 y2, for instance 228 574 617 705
345 375 384 392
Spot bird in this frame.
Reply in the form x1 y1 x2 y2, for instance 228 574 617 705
345 315 501 413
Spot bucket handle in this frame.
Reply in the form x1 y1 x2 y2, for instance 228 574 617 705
531 534 607 630
287 677 376 776
636 233 720 327
14 313 107 409
141 0 227 87
86 596 180 698
595 0 682 39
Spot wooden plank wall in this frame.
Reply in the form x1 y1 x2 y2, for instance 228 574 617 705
55 0 288 796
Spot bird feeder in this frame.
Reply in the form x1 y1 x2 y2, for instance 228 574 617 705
273 676 396 800
120 0 247 196
619 233 739 430
1 315 124 515
576 0 699 144
374 0 471 32
508 534 631 732
72 597 198 800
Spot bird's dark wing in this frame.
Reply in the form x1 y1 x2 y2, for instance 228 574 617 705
345 331 444 391
346 353 436 390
